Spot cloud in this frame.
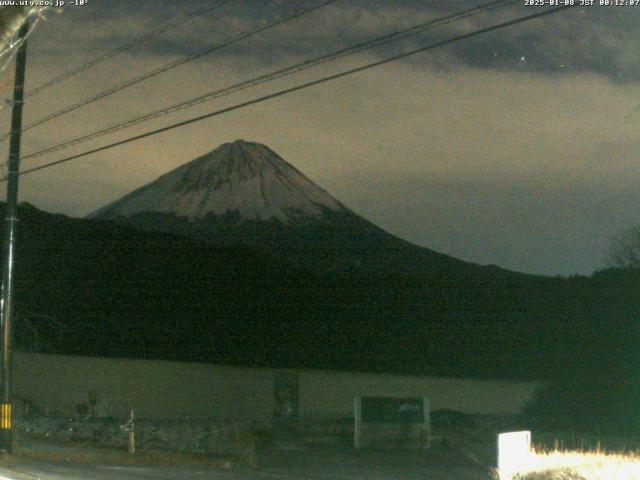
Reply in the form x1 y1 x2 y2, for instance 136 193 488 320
37 1 640 83
1 0 638 276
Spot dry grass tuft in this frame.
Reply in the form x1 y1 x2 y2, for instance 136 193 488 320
500 449 640 480
0 434 233 470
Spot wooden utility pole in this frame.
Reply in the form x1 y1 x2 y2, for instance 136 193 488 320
0 20 29 454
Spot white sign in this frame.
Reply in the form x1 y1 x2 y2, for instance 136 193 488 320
497 430 532 480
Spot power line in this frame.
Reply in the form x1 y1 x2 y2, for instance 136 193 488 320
20 0 518 163
25 1 229 98
0 0 339 143
7 4 576 181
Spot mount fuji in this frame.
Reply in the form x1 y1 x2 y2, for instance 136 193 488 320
13 141 638 377
89 140 507 278
90 140 346 223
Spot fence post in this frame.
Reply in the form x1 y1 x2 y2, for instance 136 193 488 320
128 409 135 454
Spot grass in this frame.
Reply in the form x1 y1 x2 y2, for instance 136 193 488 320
0 433 236 470
497 448 640 480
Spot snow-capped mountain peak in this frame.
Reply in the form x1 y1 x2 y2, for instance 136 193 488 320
89 140 345 223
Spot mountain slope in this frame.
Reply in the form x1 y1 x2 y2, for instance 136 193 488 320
89 140 510 278
5 202 640 380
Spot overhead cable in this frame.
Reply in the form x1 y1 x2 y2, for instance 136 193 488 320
0 0 340 143
25 1 229 98
8 4 577 181
21 0 518 162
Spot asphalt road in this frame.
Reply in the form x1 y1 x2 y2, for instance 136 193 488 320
0 464 492 480
0 445 493 480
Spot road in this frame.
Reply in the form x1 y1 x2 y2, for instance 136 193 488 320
0 448 493 479
0 463 492 480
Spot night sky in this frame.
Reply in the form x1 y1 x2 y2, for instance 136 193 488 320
0 0 638 276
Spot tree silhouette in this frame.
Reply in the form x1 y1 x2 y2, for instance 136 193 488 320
606 227 640 269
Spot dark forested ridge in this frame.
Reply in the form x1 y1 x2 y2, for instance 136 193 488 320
7 202 640 381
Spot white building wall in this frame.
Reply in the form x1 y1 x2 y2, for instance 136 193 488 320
12 352 540 421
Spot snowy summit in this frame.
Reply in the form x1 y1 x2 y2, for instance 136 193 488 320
89 140 346 223
89 139 482 277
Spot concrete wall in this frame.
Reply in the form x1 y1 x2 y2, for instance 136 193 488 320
12 352 540 421
13 352 274 421
298 370 540 420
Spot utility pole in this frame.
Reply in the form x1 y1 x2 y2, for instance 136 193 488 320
0 20 29 454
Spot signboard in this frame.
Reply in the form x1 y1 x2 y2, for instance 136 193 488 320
361 397 425 423
354 396 430 449
273 372 299 421
497 431 532 480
